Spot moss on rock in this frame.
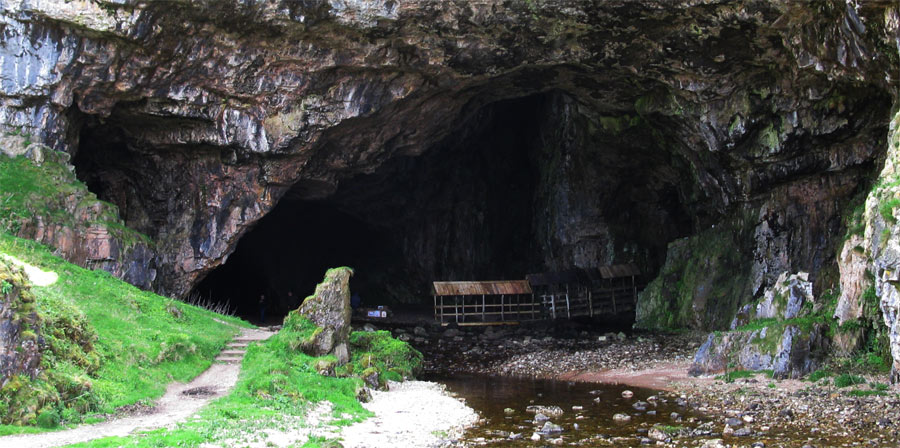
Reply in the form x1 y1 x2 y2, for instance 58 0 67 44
635 222 752 331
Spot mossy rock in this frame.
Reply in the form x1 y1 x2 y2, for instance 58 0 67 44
296 267 354 364
0 258 101 425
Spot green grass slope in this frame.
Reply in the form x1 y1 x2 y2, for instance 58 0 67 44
67 296 424 448
0 233 248 434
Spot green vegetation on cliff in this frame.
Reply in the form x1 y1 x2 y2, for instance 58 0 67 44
0 233 245 433
635 221 752 331
0 153 149 248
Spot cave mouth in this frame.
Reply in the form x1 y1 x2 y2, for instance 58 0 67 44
192 92 696 323
192 201 395 321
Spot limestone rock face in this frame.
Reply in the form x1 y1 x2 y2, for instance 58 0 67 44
838 110 900 382
690 271 825 379
0 259 42 386
0 0 896 302
298 267 354 364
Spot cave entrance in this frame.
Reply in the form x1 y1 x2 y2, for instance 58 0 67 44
192 201 393 322
193 92 694 324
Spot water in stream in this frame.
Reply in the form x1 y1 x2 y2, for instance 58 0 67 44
431 373 702 447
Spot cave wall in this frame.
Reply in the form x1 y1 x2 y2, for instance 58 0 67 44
0 0 897 341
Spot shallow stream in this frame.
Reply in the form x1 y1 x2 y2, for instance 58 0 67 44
430 374 701 447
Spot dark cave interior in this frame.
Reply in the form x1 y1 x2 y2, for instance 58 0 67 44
189 93 695 321
73 91 707 322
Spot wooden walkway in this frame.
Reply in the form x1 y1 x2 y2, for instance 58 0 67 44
432 264 641 325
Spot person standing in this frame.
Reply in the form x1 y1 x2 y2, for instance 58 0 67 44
258 294 267 324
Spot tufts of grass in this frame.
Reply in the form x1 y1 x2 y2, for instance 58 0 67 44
846 389 886 397
833 373 866 388
339 330 424 387
734 318 779 332
879 197 900 224
806 369 832 382
718 370 754 382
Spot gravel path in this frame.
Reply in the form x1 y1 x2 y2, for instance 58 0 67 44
340 381 479 448
0 327 272 448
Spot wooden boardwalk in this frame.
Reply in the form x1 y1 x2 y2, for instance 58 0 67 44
432 264 641 325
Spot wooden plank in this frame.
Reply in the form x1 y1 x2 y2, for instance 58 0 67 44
432 280 532 296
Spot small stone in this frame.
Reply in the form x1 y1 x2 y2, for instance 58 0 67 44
572 405 583 411
534 413 550 423
648 427 668 441
413 326 427 336
540 422 563 434
613 413 631 423
550 438 564 445
632 401 648 411
617 331 627 341
504 407 515 414
670 412 680 421
751 443 766 448
622 390 634 398
733 427 752 437
778 409 794 419
742 414 754 423
526 405 564 417
509 432 521 439
640 437 652 444
725 417 742 427
646 410 657 416
531 432 541 441
723 425 734 436
443 328 459 338
700 440 726 448
363 323 376 332
598 335 608 342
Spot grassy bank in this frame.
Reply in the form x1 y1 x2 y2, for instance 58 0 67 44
0 232 248 434
67 307 423 447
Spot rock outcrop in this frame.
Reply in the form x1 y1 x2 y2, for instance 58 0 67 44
690 272 827 379
0 137 156 289
296 267 354 364
0 259 42 387
836 110 900 382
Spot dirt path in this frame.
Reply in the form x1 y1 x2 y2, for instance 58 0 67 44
1 327 273 448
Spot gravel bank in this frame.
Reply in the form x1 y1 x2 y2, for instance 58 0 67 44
340 381 479 448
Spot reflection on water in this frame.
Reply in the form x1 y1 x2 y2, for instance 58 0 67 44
430 374 697 447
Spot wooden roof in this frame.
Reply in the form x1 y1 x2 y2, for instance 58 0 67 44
432 280 533 296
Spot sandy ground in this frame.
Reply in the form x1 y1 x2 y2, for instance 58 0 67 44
559 361 696 391
0 327 272 448
339 381 479 448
